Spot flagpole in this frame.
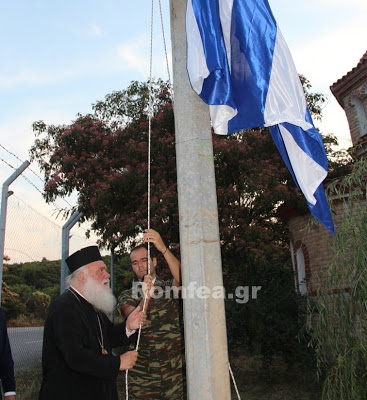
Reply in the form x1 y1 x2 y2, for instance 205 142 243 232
169 1 231 399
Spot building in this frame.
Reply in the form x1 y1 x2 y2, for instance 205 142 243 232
281 51 367 296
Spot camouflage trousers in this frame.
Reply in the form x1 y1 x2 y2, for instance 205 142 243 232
123 353 185 400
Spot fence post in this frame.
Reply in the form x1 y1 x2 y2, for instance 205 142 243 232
60 211 83 293
0 161 30 304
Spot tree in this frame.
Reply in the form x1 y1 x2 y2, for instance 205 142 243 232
3 260 61 321
29 78 349 367
2 256 19 314
30 80 177 250
30 78 346 255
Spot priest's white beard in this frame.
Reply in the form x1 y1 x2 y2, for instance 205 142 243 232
83 276 116 315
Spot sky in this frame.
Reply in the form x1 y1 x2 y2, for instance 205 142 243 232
0 0 366 262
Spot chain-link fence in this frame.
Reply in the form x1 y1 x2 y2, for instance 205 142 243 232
8 326 44 371
4 194 97 264
2 189 101 373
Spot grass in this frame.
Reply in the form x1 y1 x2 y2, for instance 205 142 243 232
14 365 43 400
7 315 44 327
16 353 321 399
228 352 322 400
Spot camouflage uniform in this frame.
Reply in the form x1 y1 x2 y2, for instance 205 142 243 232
117 278 185 400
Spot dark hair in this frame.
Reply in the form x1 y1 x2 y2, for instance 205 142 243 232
130 243 158 259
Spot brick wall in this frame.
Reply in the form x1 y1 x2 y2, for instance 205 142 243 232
288 201 344 295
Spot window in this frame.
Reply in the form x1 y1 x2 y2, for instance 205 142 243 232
296 248 307 295
290 240 298 291
350 96 367 137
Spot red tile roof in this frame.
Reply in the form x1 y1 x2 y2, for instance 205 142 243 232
331 51 367 88
330 51 367 106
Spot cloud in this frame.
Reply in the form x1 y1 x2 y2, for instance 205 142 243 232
116 35 150 77
0 108 77 180
0 68 79 91
116 34 172 81
88 24 103 37
0 70 50 90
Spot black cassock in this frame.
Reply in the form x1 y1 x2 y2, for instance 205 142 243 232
39 288 135 400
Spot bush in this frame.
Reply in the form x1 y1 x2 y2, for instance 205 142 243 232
1 296 26 320
42 284 60 301
28 291 51 319
225 260 317 376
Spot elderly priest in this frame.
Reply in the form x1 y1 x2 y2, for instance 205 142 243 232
39 246 145 400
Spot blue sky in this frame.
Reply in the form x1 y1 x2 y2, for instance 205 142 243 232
0 0 366 260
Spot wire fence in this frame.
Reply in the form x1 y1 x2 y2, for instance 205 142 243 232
1 156 102 373
2 194 100 372
4 194 97 264
3 197 103 376
8 326 44 371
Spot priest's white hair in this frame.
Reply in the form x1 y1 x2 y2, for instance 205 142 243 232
65 265 116 315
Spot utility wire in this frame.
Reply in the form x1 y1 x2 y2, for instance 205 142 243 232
0 144 94 232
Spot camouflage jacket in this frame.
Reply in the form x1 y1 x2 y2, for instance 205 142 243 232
117 278 185 370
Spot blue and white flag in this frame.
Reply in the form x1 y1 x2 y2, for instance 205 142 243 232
186 0 334 234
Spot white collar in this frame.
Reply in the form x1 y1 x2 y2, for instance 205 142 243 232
69 285 88 301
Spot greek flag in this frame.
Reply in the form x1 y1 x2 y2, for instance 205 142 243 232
186 0 334 234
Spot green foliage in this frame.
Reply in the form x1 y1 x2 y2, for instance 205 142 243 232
5 260 60 291
307 158 367 400
10 283 36 304
27 291 51 319
1 295 26 320
42 284 60 300
3 273 24 286
15 365 43 400
214 129 305 271
109 254 134 296
3 261 60 320
225 255 316 376
300 75 325 120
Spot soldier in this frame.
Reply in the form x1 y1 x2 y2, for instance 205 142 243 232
117 229 185 400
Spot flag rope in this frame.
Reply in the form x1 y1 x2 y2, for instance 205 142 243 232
229 362 242 399
158 0 173 99
125 1 155 398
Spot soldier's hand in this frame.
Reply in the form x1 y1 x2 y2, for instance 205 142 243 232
119 350 138 370
143 229 166 253
142 274 154 300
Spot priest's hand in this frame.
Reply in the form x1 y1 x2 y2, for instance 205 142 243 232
126 305 146 331
119 350 138 371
